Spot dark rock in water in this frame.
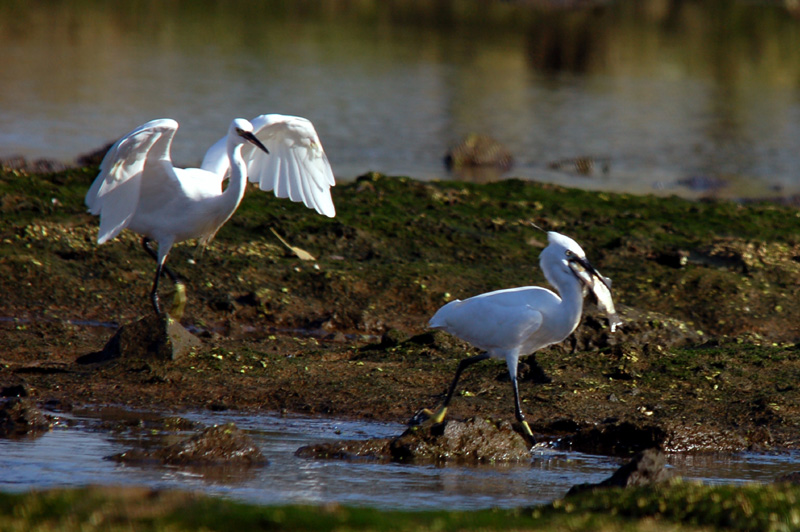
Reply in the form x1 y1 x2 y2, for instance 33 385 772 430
392 417 531 463
156 423 267 466
557 420 667 456
110 423 267 466
296 417 532 464
444 134 513 171
295 436 393 462
567 448 672 496
0 397 53 438
77 314 201 364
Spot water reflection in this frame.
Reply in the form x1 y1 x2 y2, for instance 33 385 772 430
1 1 800 199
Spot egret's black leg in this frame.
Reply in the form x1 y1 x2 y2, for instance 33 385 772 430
150 261 165 316
142 237 186 318
442 352 491 409
510 373 536 444
417 352 491 425
142 237 180 284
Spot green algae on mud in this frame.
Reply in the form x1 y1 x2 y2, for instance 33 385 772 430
2 167 800 453
1 481 799 531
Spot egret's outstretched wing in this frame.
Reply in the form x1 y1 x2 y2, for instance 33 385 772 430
85 119 179 244
199 132 229 178
201 114 336 217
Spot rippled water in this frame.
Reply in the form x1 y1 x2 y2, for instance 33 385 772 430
0 408 797 509
2 1 800 199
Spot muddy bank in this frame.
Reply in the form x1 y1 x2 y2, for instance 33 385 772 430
1 167 800 454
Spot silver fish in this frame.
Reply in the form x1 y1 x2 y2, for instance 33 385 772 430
590 273 622 332
568 256 622 332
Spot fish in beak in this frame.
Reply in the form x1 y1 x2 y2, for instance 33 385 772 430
568 256 622 332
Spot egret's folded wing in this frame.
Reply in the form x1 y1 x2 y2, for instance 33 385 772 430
244 114 336 218
429 289 546 351
85 119 178 243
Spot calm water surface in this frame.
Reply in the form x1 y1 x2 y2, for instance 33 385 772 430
0 408 797 510
2 1 800 199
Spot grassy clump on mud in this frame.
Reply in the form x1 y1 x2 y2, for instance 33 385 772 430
1 481 799 531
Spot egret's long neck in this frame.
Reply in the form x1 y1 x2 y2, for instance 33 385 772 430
220 141 248 215
552 273 585 338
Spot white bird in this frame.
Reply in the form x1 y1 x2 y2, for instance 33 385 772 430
85 115 336 318
422 231 617 442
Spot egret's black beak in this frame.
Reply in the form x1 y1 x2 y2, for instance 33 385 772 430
569 256 611 290
242 131 269 154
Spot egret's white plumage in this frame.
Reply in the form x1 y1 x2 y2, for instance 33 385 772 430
85 115 335 317
423 231 618 442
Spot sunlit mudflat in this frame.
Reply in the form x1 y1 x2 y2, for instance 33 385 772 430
0 409 796 510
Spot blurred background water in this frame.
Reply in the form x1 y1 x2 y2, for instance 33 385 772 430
1 0 800 199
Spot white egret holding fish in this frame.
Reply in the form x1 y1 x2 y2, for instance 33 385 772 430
422 231 621 442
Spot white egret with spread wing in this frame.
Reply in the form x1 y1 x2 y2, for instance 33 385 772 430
422 231 620 442
85 115 335 317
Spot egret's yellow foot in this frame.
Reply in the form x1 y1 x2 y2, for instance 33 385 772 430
408 406 449 429
168 283 187 320
418 406 448 428
428 406 448 424
520 420 537 444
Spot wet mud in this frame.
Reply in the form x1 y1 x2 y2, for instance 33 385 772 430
2 167 800 457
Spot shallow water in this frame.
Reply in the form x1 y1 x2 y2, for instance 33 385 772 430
0 408 796 510
2 1 800 200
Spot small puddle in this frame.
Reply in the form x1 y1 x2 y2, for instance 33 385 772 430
0 408 796 510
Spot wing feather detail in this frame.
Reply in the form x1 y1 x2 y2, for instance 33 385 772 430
200 114 336 217
247 114 336 217
85 119 179 243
